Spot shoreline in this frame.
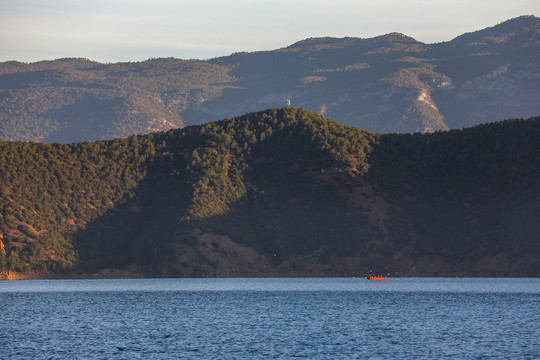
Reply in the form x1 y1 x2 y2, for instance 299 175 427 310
2 270 539 281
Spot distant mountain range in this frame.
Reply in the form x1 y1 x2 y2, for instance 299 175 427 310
0 16 538 143
1 109 539 279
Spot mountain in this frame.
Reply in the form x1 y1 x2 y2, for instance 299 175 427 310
196 15 540 132
0 58 235 142
1 108 539 279
1 16 538 143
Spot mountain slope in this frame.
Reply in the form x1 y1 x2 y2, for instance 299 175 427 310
191 15 539 132
1 16 538 143
1 108 539 278
0 58 236 142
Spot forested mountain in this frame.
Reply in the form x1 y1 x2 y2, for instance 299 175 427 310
1 16 538 142
1 108 539 279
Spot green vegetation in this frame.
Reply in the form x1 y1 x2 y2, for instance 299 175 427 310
1 108 539 277
0 135 156 272
372 118 540 267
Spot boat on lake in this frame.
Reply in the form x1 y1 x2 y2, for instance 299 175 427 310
367 275 388 280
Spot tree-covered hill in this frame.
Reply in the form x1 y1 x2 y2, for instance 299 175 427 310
1 16 538 143
1 108 538 279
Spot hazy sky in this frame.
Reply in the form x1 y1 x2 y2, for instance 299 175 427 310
1 0 538 63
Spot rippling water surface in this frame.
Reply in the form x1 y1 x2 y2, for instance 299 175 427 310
1 278 539 359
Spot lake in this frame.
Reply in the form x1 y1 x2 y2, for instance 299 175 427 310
1 277 539 359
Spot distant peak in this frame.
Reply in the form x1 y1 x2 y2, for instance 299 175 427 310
373 32 419 43
450 15 539 44
286 33 421 51
287 37 357 49
507 15 538 22
491 14 539 29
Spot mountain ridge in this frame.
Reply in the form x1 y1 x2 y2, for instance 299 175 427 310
0 16 538 143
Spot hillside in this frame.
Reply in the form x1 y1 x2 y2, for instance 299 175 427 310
1 16 538 143
1 108 539 279
0 58 235 142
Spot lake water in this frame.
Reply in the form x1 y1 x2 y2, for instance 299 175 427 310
1 278 539 359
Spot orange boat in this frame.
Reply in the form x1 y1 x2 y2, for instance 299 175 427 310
367 275 388 280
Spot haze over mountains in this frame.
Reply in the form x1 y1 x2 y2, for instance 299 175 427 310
1 16 538 143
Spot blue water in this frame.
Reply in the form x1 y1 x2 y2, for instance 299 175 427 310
1 278 539 359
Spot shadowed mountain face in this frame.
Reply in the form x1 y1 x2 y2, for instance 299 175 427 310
1 109 539 278
1 16 538 143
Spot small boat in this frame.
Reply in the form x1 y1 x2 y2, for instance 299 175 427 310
367 275 387 280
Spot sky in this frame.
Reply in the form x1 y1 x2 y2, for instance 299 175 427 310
1 0 538 63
